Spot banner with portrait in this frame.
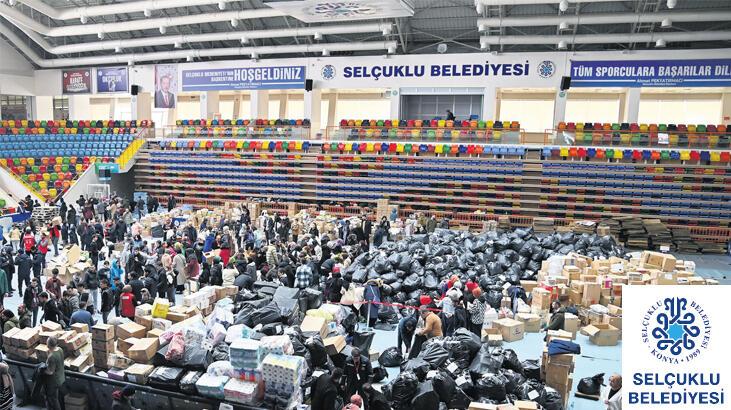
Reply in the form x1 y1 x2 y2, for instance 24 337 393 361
154 64 178 108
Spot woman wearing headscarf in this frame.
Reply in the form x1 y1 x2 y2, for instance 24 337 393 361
219 226 233 265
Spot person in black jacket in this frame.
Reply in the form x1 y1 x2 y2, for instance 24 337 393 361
23 277 42 326
209 257 223 286
100 279 114 324
0 247 14 296
38 291 62 325
88 235 101 270
311 368 344 410
127 273 145 305
112 277 124 317
325 267 345 303
83 267 101 314
344 347 373 399
31 247 44 279
143 265 159 299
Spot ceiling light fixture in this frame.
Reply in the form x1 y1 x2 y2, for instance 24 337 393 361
80 15 88 24
241 36 249 44
322 49 330 56
143 9 151 17
387 45 397 54
314 32 322 40
218 1 226 10
114 46 121 53
559 21 570 31
557 40 568 49
174 42 182 49
478 24 487 32
186 55 193 62
667 0 677 9
98 32 105 39
231 19 239 27
661 18 672 28
251 52 258 60
559 0 569 12
655 38 666 47
476 3 484 14
480 40 489 50
159 26 167 34
382 26 392 36
128 60 134 66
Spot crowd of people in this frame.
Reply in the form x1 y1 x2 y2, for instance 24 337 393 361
0 192 607 410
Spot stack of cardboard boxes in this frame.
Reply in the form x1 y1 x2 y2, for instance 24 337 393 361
91 324 115 370
60 324 93 372
467 401 541 410
43 245 92 285
3 326 40 361
541 331 576 409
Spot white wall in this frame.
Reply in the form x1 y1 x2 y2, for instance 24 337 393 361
0 39 35 95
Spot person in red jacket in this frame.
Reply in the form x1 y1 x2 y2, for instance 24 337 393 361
22 228 35 253
119 285 136 319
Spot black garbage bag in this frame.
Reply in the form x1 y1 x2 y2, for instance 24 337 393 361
260 322 284 336
412 381 440 410
418 343 450 369
252 303 281 325
516 379 545 401
391 282 403 295
373 255 391 274
541 235 559 249
179 371 203 395
379 346 404 367
396 252 413 271
234 305 255 327
372 366 388 383
527 260 542 272
207 344 230 364
353 331 375 353
475 372 508 401
497 254 511 269
487 262 503 276
305 336 328 366
540 386 565 410
577 373 605 396
432 371 456 403
502 368 526 395
182 345 208 371
495 236 510 251
303 288 323 310
469 345 504 380
352 267 368 283
501 349 523 374
403 274 423 292
148 366 185 391
401 358 431 381
509 237 525 251
378 304 400 324
521 359 541 380
486 290 503 309
388 371 419 406
382 272 399 284
453 328 482 357
447 342 472 370
449 388 472 409
367 269 380 281
423 273 439 290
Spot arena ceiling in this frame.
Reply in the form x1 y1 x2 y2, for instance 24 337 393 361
1 0 730 68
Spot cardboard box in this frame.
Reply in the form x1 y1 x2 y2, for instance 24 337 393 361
584 323 620 346
124 363 155 384
562 266 581 281
481 327 503 346
39 331 63 345
91 338 115 352
2 327 21 347
300 316 328 338
563 313 579 335
118 338 139 356
151 318 172 331
639 251 676 272
92 324 115 341
468 403 498 410
64 353 93 371
323 336 346 355
520 280 538 294
116 322 147 340
602 315 622 331
134 315 153 331
14 327 40 348
128 338 159 363
107 353 134 369
651 271 678 286
147 328 164 339
515 313 541 333
546 329 574 342
515 400 539 410
42 321 63 332
531 288 551 311
493 318 525 342
35 344 51 362
70 324 89 334
582 283 601 306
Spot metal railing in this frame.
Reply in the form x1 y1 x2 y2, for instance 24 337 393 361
151 125 312 140
545 128 731 149
326 125 524 144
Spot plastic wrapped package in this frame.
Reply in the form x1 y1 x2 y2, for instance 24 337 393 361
379 346 404 367
148 366 185 391
195 373 229 399
224 378 263 405
184 324 207 347
179 371 203 395
305 309 334 323
230 338 262 369
209 322 227 346
411 381 439 410
165 332 185 362
225 324 247 344
259 335 294 356
207 360 235 378
261 354 308 395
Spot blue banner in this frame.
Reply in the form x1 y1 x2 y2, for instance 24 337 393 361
181 66 306 91
570 59 731 87
96 67 128 93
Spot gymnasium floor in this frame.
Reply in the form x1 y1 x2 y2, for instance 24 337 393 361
5 253 729 409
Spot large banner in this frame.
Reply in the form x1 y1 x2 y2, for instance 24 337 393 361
154 64 178 108
181 66 306 91
623 286 729 410
570 59 731 87
62 69 92 94
96 67 128 93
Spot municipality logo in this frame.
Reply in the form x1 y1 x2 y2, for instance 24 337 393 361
642 297 710 364
538 60 555 78
321 64 336 80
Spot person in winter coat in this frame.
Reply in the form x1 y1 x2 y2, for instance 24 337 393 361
468 289 487 336
209 257 224 286
99 279 114 324
344 347 372 399
44 269 64 301
0 249 13 297
127 272 145 305
23 277 42 326
397 313 417 355
219 226 233 265
111 385 137 410
325 267 345 303
166 194 177 212
363 383 390 410
119 285 136 319
363 279 381 327
143 265 159 300
31 247 44 279
9 226 21 252
39 291 62 325
17 304 32 329
184 254 200 281
0 267 7 306
67 207 77 226
310 368 344 410
172 247 186 293
222 262 238 287
21 228 35 253
2 310 18 333
83 267 101 314
112 277 124 317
